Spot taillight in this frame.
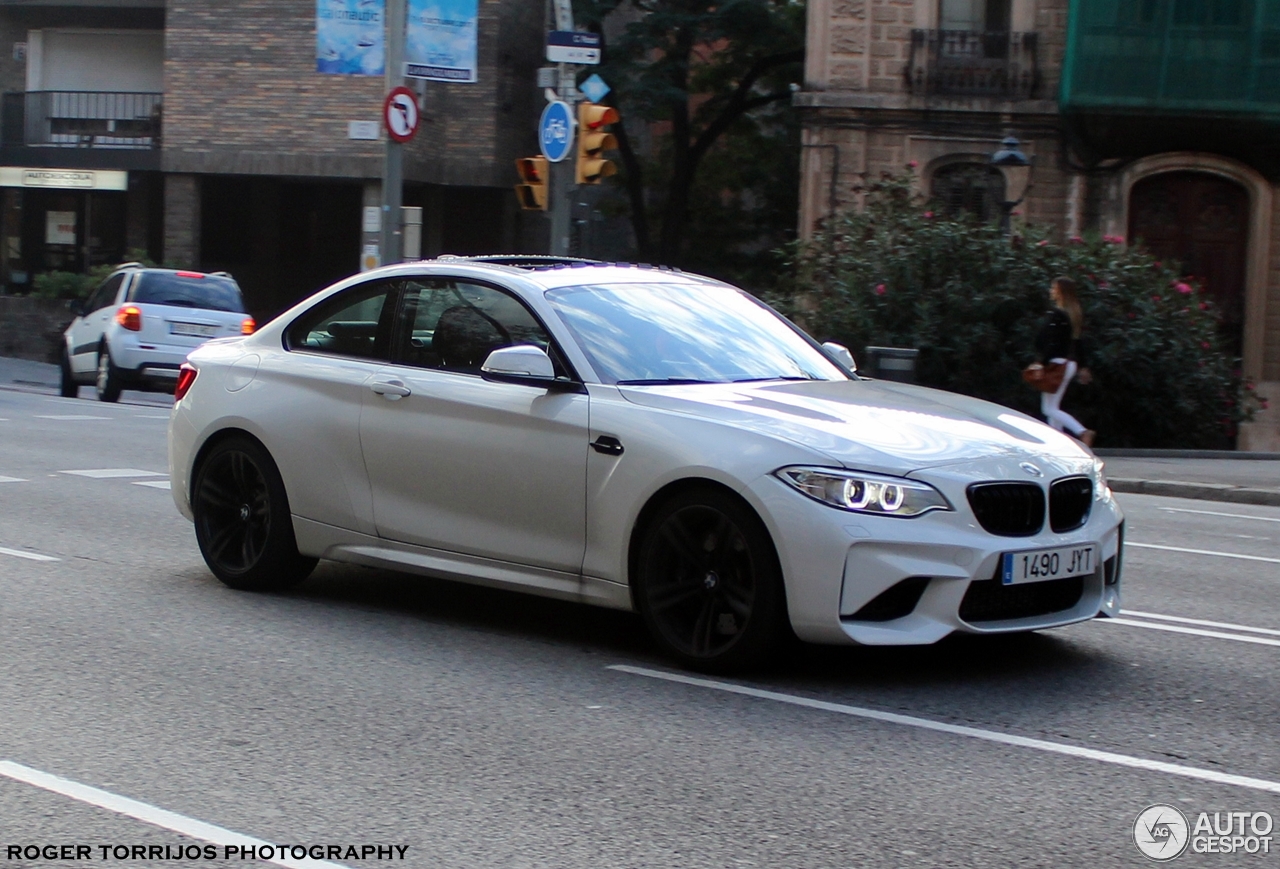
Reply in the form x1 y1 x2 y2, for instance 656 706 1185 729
174 363 198 401
176 270 205 279
240 317 256 335
115 305 142 331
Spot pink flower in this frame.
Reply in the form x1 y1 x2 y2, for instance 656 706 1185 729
1097 280 1110 289
1036 239 1049 247
907 160 918 169
1199 302 1209 310
1127 312 1136 319
1151 295 1162 302
923 211 934 218
1262 399 1271 410
1012 210 1021 216
1153 260 1162 268
874 283 887 295
1175 282 1193 294
1201 341 1211 350
1069 235 1083 244
1102 234 1124 244
1245 382 1255 391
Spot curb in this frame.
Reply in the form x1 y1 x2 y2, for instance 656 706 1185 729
1109 478 1280 507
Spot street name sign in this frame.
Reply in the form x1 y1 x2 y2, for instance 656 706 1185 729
546 31 601 65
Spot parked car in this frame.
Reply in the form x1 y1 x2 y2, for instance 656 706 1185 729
60 264 254 401
168 257 1124 671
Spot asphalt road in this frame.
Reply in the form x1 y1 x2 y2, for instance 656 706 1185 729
2 387 1279 868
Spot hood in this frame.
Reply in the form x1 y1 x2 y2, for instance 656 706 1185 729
619 378 1089 475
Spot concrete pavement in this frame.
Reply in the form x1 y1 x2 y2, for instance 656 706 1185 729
4 355 1278 505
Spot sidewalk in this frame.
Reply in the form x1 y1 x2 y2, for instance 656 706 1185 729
0 356 171 407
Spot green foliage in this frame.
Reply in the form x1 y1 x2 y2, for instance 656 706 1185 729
788 172 1263 448
30 250 159 301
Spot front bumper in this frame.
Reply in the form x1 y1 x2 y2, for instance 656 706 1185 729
747 461 1124 646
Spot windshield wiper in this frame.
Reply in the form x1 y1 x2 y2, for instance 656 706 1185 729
616 378 717 386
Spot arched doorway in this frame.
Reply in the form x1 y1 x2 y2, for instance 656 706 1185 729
930 162 1006 223
1129 171 1248 356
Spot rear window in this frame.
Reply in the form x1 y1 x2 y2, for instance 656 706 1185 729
128 272 245 313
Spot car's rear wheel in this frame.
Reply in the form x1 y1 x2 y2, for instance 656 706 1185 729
59 348 77 398
192 436 317 592
635 488 786 673
95 346 121 402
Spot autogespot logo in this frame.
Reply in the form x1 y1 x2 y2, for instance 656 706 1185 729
1135 804 1191 861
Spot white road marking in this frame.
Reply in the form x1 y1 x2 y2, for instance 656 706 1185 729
1124 610 1280 638
0 476 26 483
35 414 111 421
0 546 59 562
61 469 166 479
133 480 171 490
610 664 1280 796
0 761 351 869
1106 618 1280 648
1159 506 1280 523
1126 541 1280 565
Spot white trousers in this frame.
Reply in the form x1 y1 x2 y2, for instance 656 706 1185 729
1040 358 1085 436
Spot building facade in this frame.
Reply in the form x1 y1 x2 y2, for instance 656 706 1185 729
796 0 1280 449
0 0 545 318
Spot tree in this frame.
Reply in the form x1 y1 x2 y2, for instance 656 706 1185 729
573 0 805 266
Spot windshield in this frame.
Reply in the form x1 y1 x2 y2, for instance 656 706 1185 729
129 272 245 313
545 281 849 385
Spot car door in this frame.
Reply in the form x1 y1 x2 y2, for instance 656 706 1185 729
69 273 125 374
359 277 589 575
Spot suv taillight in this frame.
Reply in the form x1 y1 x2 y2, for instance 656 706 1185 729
115 305 142 331
174 363 198 401
241 317 256 335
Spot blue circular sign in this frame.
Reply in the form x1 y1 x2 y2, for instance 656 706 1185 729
539 100 574 163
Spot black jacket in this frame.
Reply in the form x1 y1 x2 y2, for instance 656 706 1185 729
1034 308 1088 365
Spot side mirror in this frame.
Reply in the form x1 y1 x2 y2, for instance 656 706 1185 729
481 345 584 392
822 341 857 373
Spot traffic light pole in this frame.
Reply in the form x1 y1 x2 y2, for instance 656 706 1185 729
380 0 407 265
548 61 577 256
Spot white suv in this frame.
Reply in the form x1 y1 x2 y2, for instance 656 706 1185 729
60 265 254 401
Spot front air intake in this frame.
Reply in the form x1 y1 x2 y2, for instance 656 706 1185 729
1049 476 1093 532
966 482 1045 537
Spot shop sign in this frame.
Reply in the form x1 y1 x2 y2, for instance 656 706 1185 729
46 211 76 245
0 168 128 191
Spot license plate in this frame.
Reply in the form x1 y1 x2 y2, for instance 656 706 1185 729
170 322 218 337
1001 544 1097 585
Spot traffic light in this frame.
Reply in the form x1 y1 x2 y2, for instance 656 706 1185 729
575 102 619 185
514 156 549 210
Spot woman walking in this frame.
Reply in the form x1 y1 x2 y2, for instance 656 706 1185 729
1035 276 1096 447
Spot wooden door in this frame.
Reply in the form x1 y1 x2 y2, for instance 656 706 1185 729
1129 172 1248 356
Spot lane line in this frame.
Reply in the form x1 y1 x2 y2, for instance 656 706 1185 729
1159 506 1280 524
0 476 26 483
35 415 111 421
60 469 167 479
1127 541 1280 565
133 480 171 490
0 761 351 869
0 546 59 562
1106 618 1280 648
609 665 1280 796
1123 610 1280 638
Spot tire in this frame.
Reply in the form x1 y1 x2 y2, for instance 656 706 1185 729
634 488 787 673
95 345 122 403
191 436 317 592
59 348 78 398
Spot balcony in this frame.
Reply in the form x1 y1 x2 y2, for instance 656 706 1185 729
906 30 1040 99
2 91 161 150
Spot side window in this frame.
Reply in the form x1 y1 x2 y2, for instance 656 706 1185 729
285 280 396 361
87 274 125 313
393 279 559 375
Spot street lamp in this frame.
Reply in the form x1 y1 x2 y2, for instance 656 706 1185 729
989 136 1031 235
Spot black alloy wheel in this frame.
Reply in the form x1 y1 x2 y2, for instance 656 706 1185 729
635 488 786 672
192 436 317 591
59 348 77 398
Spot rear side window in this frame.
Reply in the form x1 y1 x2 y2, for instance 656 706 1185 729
128 272 244 313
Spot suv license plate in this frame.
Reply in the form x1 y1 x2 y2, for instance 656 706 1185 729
170 322 218 337
1001 544 1097 585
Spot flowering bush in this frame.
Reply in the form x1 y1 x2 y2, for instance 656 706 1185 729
785 173 1261 448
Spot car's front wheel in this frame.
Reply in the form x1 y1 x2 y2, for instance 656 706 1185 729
95 346 122 402
192 436 317 592
635 488 787 673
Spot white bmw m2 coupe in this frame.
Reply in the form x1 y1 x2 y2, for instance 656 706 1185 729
168 257 1123 671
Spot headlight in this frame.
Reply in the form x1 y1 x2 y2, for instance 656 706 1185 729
1093 459 1112 500
775 467 952 517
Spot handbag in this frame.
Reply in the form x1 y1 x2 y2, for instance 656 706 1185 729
1022 361 1067 394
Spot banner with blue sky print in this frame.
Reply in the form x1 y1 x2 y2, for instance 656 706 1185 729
317 0 385 76
406 0 478 82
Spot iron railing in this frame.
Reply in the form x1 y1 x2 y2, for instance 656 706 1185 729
1 91 161 149
906 30 1040 98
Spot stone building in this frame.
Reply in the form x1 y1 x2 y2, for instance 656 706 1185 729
795 0 1280 449
0 0 543 317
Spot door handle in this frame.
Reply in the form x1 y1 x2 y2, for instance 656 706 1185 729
591 435 624 456
370 380 412 399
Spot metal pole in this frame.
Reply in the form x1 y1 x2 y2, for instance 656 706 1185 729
380 0 407 265
548 64 576 256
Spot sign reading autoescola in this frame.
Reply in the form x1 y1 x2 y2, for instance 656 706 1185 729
316 0 385 76
539 101 574 163
406 0 478 82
